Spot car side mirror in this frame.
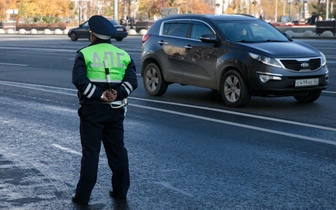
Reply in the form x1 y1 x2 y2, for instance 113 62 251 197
200 34 217 43
283 32 293 41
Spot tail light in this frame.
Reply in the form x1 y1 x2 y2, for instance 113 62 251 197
142 34 151 43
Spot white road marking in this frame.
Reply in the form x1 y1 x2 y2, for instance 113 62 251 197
0 80 336 148
0 62 28 67
154 182 193 197
51 144 81 156
323 90 336 94
133 97 336 132
0 46 75 52
131 104 336 146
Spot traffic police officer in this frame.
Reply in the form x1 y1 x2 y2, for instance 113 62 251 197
71 15 138 205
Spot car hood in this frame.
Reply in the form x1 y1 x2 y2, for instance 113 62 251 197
235 41 321 58
69 26 81 30
68 27 80 33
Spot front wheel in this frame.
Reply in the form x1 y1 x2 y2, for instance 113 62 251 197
220 70 251 107
115 38 123 41
143 63 168 96
294 90 322 102
70 32 78 41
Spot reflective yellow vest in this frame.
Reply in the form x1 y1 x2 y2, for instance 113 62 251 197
80 43 131 83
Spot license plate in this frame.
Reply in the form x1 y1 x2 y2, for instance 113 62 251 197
117 28 123 31
295 78 319 87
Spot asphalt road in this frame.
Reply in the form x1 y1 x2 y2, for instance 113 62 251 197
0 35 335 210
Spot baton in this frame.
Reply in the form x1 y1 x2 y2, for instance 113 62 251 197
104 59 112 93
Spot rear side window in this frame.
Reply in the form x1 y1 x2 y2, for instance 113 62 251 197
162 23 189 38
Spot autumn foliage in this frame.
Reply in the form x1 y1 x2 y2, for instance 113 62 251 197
16 0 73 23
2 0 334 24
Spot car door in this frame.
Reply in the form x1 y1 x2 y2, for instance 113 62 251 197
157 20 190 83
182 20 219 88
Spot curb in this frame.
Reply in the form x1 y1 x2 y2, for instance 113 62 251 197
284 30 336 39
0 28 145 36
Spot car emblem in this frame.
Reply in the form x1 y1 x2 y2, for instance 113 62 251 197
300 62 309 68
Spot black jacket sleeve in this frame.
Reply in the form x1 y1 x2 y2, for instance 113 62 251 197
72 52 104 102
116 58 138 100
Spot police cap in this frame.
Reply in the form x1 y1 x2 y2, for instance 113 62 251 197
88 15 117 40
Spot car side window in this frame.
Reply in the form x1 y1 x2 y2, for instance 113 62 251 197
83 22 89 29
220 23 251 41
162 23 189 38
190 24 213 40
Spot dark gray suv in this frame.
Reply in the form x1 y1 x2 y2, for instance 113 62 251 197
141 14 329 107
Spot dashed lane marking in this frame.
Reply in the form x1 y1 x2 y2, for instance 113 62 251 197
51 144 81 156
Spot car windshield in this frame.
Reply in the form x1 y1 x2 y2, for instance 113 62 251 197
216 20 289 43
109 20 119 25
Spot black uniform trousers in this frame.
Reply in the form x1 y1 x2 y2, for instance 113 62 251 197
75 103 130 202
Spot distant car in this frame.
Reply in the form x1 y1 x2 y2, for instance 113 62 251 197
68 20 128 41
141 14 329 107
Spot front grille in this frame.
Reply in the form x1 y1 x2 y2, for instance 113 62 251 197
280 58 321 71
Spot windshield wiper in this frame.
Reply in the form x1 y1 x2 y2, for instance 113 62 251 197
236 40 256 43
265 40 286 42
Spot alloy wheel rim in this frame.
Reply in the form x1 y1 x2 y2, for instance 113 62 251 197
224 76 241 102
146 68 158 91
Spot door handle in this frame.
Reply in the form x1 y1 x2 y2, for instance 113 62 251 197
158 40 166 45
184 45 192 49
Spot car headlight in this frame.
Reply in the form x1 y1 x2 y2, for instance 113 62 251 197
320 51 326 66
249 53 282 68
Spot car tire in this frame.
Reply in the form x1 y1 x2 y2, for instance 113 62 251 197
293 90 322 102
116 38 123 41
143 63 168 96
220 70 251 107
70 32 78 41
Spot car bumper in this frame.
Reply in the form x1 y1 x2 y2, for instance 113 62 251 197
248 63 329 96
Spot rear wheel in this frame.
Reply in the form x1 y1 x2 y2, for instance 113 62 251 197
143 63 168 96
220 70 251 107
116 38 123 41
294 90 322 102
